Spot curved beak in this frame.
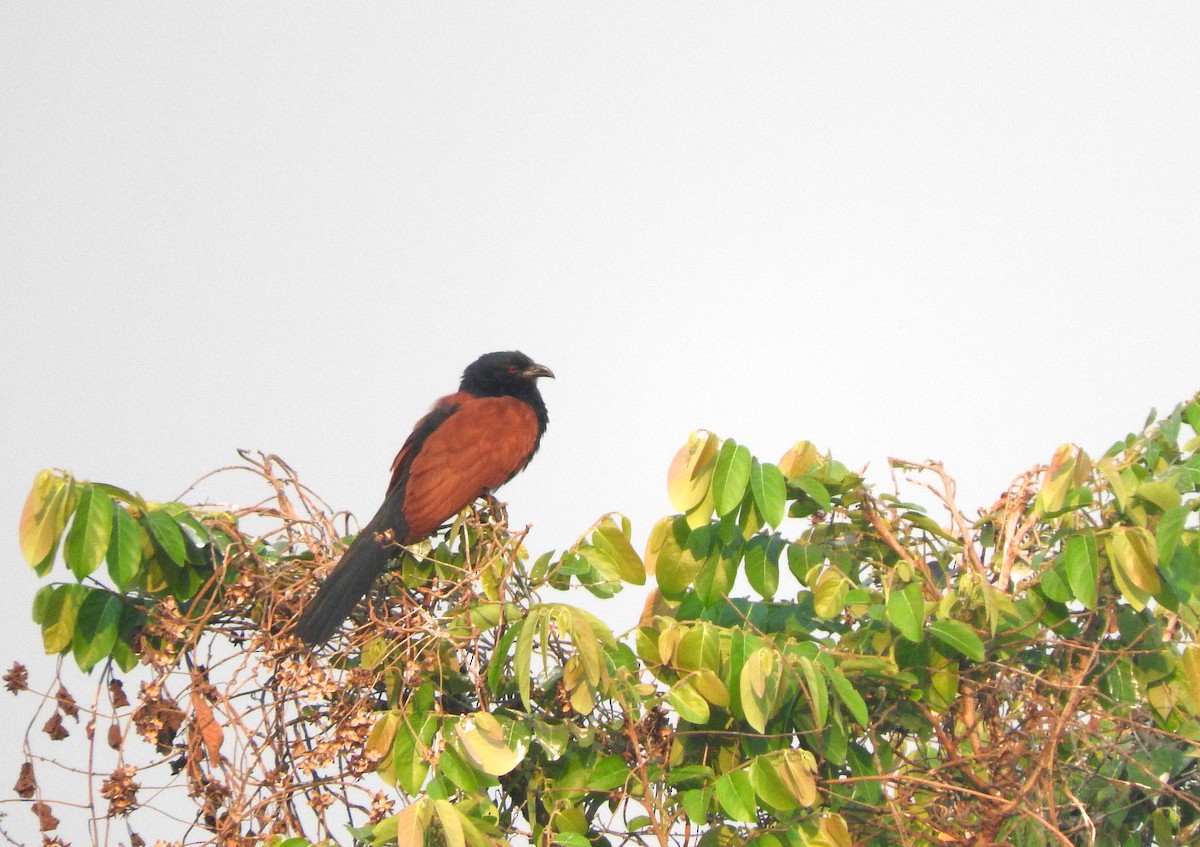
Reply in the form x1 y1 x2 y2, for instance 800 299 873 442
523 362 555 380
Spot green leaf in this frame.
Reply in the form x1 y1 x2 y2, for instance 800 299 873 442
1039 560 1072 603
553 835 590 847
143 508 187 566
513 617 536 709
886 582 925 642
749 461 787 527
65 486 114 581
744 537 779 601
712 440 753 518
714 770 757 823
1063 529 1099 610
694 550 737 606
797 655 827 728
71 590 122 671
532 719 569 760
436 747 481 795
1101 658 1137 705
1156 505 1188 569
393 711 438 794
106 506 145 591
928 619 985 662
792 476 832 511
825 666 868 726
680 788 711 824
586 754 629 791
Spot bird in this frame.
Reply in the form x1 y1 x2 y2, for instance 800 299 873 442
295 351 553 646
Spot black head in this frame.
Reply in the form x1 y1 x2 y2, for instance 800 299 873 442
460 351 553 437
460 351 554 398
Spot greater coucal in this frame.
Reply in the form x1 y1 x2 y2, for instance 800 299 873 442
296 351 553 645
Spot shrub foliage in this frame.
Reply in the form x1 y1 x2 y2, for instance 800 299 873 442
11 398 1200 846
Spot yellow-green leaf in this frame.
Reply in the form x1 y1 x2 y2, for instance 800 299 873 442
514 616 537 709
818 813 852 847
667 430 719 513
592 516 646 585
433 800 466 847
393 797 433 847
778 440 821 479
1134 480 1181 514
778 749 818 807
667 679 711 724
692 668 730 707
20 470 74 570
750 756 799 811
813 567 849 620
40 584 88 654
739 647 781 733
1180 647 1200 717
1107 526 1161 597
564 656 597 715
455 712 519 776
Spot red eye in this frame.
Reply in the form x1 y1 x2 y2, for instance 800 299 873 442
507 365 519 374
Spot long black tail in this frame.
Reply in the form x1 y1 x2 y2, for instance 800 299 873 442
296 497 406 646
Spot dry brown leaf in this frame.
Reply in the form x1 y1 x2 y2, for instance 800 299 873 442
42 712 68 741
109 679 130 709
190 689 224 763
14 761 36 798
31 800 59 832
4 662 28 693
55 685 79 719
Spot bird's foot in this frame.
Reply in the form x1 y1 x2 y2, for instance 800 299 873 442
477 493 509 527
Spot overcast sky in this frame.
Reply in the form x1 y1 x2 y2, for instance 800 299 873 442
2 3 1198 842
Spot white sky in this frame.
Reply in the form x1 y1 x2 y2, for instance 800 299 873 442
2 3 1198 842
